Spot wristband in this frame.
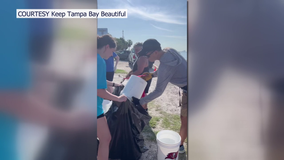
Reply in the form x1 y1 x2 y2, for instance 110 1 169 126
113 83 115 87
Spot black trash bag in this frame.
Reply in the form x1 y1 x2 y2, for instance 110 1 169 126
105 86 152 160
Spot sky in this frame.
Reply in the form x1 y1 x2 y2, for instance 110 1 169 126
98 0 187 52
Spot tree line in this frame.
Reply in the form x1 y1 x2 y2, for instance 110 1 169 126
115 37 133 51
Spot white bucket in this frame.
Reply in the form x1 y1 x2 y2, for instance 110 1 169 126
121 75 147 100
102 100 112 113
157 130 181 160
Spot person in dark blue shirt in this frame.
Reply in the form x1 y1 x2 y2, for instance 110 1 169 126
104 52 119 93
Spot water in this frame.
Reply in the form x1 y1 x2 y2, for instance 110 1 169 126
160 138 176 144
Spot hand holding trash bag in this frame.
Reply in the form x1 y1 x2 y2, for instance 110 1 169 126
117 95 127 102
98 88 127 103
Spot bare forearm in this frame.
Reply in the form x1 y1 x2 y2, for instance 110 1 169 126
0 92 68 128
97 89 119 101
115 58 119 68
132 70 143 76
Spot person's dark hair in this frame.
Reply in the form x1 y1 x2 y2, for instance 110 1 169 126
134 42 143 48
138 51 147 57
97 34 116 49
137 39 161 57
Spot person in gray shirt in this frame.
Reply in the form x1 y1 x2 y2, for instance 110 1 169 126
138 39 188 153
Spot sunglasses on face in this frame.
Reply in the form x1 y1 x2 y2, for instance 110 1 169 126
146 51 155 58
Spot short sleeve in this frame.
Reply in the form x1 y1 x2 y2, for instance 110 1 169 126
97 56 107 89
113 52 118 58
